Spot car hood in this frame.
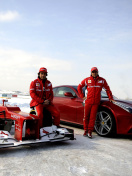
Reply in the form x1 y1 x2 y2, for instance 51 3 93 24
115 99 132 107
101 98 132 107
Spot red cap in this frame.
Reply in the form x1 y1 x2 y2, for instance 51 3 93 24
39 67 48 73
91 67 98 72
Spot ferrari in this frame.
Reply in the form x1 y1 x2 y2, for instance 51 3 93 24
0 99 74 149
53 85 132 137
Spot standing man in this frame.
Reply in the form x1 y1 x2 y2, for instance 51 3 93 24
30 67 60 129
77 67 113 138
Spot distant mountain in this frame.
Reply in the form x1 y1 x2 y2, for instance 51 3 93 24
0 90 29 96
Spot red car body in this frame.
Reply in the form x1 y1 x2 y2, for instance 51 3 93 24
0 100 40 141
0 100 74 148
53 85 132 136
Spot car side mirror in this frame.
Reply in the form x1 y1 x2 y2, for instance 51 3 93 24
64 92 74 98
2 99 8 106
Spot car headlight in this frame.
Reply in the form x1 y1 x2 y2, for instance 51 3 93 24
113 101 132 114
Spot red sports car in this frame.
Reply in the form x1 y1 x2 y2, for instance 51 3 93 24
53 85 132 137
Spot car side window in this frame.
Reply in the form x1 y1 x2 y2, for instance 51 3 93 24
55 87 76 97
53 88 58 96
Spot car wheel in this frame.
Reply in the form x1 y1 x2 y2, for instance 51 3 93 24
94 110 116 137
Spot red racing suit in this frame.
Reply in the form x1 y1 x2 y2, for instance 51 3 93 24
30 78 60 128
78 76 113 132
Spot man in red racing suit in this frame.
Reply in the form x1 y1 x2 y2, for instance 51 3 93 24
77 67 113 138
30 67 60 128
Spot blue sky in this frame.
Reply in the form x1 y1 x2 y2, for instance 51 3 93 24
0 0 132 99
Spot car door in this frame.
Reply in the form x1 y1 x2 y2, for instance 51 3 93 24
53 86 78 123
76 100 84 125
75 87 86 125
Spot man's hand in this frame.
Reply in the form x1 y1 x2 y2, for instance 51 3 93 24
43 100 50 105
83 97 87 101
110 99 114 103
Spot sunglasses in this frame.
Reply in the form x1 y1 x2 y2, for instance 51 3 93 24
92 71 98 73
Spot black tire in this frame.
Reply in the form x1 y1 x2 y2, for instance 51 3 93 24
43 108 53 127
0 119 5 130
94 110 116 137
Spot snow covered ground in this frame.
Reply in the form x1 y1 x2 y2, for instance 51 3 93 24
0 96 132 176
0 127 132 176
0 96 31 113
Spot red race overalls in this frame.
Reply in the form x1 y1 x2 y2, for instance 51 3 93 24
78 76 113 132
30 78 60 128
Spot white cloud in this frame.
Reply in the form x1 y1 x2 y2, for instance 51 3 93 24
0 48 72 91
0 48 131 99
0 48 71 70
0 11 19 22
108 31 132 41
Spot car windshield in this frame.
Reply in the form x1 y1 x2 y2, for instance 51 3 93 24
101 91 108 98
73 86 114 98
73 86 86 95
